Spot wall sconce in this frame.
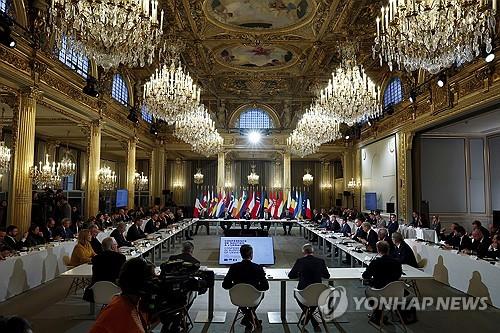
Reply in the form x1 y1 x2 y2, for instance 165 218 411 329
347 178 361 189
321 183 332 190
224 182 233 188
173 182 183 189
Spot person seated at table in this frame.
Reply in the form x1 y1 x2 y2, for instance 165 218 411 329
222 244 269 330
3 225 23 250
126 217 146 242
448 226 471 252
471 220 490 241
387 214 399 236
40 218 58 242
312 209 321 223
54 218 75 240
375 211 387 228
169 241 200 265
367 212 376 224
69 229 96 266
91 237 126 287
487 234 500 258
0 245 13 260
339 217 352 237
430 215 442 240
377 228 394 254
317 213 331 229
89 224 103 255
23 224 46 247
465 229 491 258
220 208 233 233
110 222 133 248
362 241 402 325
282 210 294 236
391 232 418 268
144 214 160 234
195 210 211 235
352 218 366 241
240 208 252 231
358 222 378 252
409 211 423 228
288 243 329 331
260 208 272 232
330 216 341 232
176 208 193 241
89 257 156 333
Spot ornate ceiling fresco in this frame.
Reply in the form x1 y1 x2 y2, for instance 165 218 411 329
131 0 388 131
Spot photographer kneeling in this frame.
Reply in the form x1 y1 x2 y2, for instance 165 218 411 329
89 257 156 333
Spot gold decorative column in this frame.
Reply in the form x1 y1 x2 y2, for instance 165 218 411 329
85 120 102 217
217 152 225 191
150 142 166 206
397 131 414 223
283 152 291 194
126 137 137 208
8 88 39 235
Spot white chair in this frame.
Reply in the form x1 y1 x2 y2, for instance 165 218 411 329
294 283 331 333
366 281 407 332
228 284 265 333
90 281 121 313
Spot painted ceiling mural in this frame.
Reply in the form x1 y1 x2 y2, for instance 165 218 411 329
204 0 314 31
217 44 295 69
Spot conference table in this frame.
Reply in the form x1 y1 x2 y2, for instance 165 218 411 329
0 219 195 303
406 239 500 308
192 218 296 236
195 265 432 324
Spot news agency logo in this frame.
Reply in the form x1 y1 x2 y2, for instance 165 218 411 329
318 286 348 320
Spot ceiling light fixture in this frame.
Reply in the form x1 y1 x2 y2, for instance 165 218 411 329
437 74 447 88
248 130 261 144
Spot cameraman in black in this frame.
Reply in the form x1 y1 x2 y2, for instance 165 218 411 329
89 257 157 333
169 241 200 266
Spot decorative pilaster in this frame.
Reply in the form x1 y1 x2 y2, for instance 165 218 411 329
8 88 40 235
283 152 291 194
150 142 166 206
85 120 102 217
217 152 225 191
126 137 137 208
396 131 414 223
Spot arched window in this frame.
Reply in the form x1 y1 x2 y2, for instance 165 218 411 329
112 74 129 106
141 105 153 123
0 0 7 13
237 107 274 129
58 36 89 78
383 77 403 108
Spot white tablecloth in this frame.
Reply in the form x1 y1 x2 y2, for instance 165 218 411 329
399 225 438 243
407 240 500 308
0 240 77 302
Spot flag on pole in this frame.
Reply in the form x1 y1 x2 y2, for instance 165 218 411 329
216 190 226 218
251 192 261 219
289 189 297 215
247 190 256 216
305 195 312 219
235 190 247 218
193 193 202 218
277 191 286 218
260 189 267 218
294 191 302 219
269 191 276 217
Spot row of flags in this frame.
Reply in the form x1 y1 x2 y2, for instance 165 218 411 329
193 189 312 220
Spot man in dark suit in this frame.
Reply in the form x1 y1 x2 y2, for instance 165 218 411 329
339 218 352 236
91 237 126 286
40 218 57 242
288 243 330 331
89 225 103 254
126 217 146 242
378 228 394 253
222 244 269 330
451 226 472 252
260 208 272 232
387 214 399 236
359 222 378 252
4 225 22 250
54 219 75 240
472 220 490 241
240 208 252 231
110 222 133 248
362 241 402 325
487 234 499 258
391 232 418 267
144 214 159 234
169 241 200 265
468 229 491 258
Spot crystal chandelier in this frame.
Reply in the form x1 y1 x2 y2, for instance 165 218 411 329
134 171 148 191
30 154 62 189
57 151 76 178
303 169 314 187
318 47 381 126
287 103 341 157
143 38 201 124
373 0 497 74
174 104 223 156
50 0 164 69
247 164 259 186
98 165 117 191
347 178 360 189
193 168 204 185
